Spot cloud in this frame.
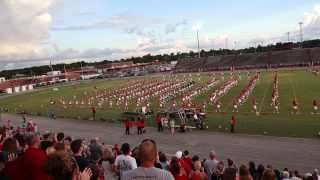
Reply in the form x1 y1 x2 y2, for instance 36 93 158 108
52 12 162 37
302 4 320 40
0 0 57 62
165 19 188 34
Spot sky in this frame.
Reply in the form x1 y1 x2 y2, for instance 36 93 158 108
0 0 320 71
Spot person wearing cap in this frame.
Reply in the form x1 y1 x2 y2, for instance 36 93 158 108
113 143 137 178
122 139 174 180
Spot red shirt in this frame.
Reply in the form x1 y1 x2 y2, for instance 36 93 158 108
175 175 188 180
156 116 161 123
179 159 192 176
191 171 207 180
230 118 237 126
18 147 50 180
92 107 96 113
138 120 145 128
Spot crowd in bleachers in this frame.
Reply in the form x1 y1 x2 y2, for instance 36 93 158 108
0 121 319 180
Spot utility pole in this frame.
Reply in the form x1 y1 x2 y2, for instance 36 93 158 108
225 38 229 49
299 22 303 47
197 30 200 58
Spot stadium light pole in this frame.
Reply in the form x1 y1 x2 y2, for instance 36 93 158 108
287 32 290 42
299 22 303 47
197 30 200 58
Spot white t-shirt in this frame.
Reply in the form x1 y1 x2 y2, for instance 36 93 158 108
115 154 137 176
122 167 174 180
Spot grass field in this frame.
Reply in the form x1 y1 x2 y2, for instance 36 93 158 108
1 70 320 138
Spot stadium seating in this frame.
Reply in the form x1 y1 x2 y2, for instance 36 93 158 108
175 47 320 72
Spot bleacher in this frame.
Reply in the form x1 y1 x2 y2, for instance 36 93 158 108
175 47 320 72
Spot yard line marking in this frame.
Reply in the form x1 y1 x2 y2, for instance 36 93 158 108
258 76 270 113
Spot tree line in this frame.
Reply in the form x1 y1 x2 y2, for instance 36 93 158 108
1 39 320 79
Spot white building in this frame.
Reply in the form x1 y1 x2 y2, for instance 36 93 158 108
6 88 12 94
21 85 27 91
0 77 5 83
14 86 20 93
47 71 61 76
28 84 34 90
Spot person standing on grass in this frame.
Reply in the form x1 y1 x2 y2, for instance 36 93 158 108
292 99 298 115
312 99 318 114
91 106 96 120
230 116 237 133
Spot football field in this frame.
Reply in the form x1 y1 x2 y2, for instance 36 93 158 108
1 69 320 138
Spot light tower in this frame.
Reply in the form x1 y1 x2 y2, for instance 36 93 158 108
197 30 200 58
299 22 303 43
286 32 290 42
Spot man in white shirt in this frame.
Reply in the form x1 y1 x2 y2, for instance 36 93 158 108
114 143 137 178
122 139 174 180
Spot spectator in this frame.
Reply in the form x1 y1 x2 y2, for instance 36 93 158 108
88 151 104 180
158 151 169 170
19 134 50 180
101 146 117 179
170 156 188 180
71 139 90 172
223 159 237 180
0 138 18 163
204 150 219 179
312 169 320 180
63 136 72 153
89 138 103 162
113 143 137 178
262 169 276 180
190 160 207 180
248 161 257 180
212 161 224 180
56 132 65 143
40 140 55 155
256 164 265 180
176 150 192 176
239 164 253 180
44 151 92 180
282 171 290 180
122 139 174 180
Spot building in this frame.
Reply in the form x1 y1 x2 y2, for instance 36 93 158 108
47 71 61 76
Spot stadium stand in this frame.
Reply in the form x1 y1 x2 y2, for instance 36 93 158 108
175 47 320 73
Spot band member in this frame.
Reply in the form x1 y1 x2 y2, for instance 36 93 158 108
232 100 238 112
156 114 163 132
273 100 280 114
313 100 318 114
91 106 96 120
230 116 237 133
252 99 258 113
216 101 222 113
292 99 298 115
